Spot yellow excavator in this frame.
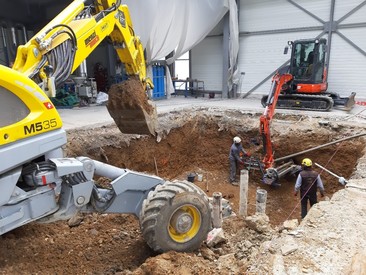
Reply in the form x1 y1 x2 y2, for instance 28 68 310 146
13 0 156 135
0 0 223 253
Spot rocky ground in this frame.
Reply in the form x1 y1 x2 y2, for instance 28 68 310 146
0 107 366 274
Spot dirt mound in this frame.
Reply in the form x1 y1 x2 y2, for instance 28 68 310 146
107 77 157 135
1 109 365 274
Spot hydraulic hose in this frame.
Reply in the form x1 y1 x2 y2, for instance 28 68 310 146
90 187 116 212
95 0 121 21
49 24 77 49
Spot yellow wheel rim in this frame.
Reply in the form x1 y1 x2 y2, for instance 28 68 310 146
168 205 201 243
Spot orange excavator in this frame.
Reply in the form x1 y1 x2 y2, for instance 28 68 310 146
261 38 356 111
245 38 356 186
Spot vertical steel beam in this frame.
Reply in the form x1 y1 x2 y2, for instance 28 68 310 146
222 12 230 98
325 0 336 82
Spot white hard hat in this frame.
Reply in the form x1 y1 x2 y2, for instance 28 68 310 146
233 136 241 143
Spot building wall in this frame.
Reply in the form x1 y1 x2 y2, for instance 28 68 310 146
191 36 223 91
191 0 366 98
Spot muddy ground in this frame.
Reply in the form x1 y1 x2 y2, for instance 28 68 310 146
0 108 365 274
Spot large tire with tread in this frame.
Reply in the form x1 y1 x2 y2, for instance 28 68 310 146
140 180 211 252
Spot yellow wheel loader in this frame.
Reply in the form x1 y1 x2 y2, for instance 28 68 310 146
0 0 221 253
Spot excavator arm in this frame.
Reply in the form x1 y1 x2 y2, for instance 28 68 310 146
12 0 156 135
259 72 300 186
13 0 151 93
260 72 292 169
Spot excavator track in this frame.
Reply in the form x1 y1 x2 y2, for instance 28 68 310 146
261 94 334 112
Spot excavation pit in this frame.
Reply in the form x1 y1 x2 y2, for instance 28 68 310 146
1 109 365 274
67 110 365 226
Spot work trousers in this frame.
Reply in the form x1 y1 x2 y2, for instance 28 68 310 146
300 192 317 219
229 158 237 182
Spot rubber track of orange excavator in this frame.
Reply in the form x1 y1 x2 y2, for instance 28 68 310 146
261 94 334 111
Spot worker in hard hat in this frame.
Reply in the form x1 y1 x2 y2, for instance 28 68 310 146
294 158 325 219
229 136 250 185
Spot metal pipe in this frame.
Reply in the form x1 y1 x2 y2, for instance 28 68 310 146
8 26 17 57
0 22 9 66
275 160 294 171
314 162 347 185
275 132 366 163
77 60 88 77
1 23 7 46
92 159 127 180
20 24 28 43
277 164 297 178
14 24 28 44
77 157 127 180
10 27 17 47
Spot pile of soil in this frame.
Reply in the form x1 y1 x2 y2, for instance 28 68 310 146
0 109 365 274
107 77 157 135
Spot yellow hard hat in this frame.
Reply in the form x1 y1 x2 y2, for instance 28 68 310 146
302 158 312 167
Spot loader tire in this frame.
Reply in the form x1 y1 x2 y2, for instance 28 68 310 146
140 180 211 253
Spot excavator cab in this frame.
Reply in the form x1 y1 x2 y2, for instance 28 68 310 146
289 38 327 88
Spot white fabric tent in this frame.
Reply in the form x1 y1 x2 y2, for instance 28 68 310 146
124 0 239 93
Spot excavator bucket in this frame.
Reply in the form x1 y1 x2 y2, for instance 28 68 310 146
344 92 356 111
107 78 157 135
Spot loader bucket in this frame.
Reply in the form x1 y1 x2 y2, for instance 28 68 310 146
107 78 157 135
